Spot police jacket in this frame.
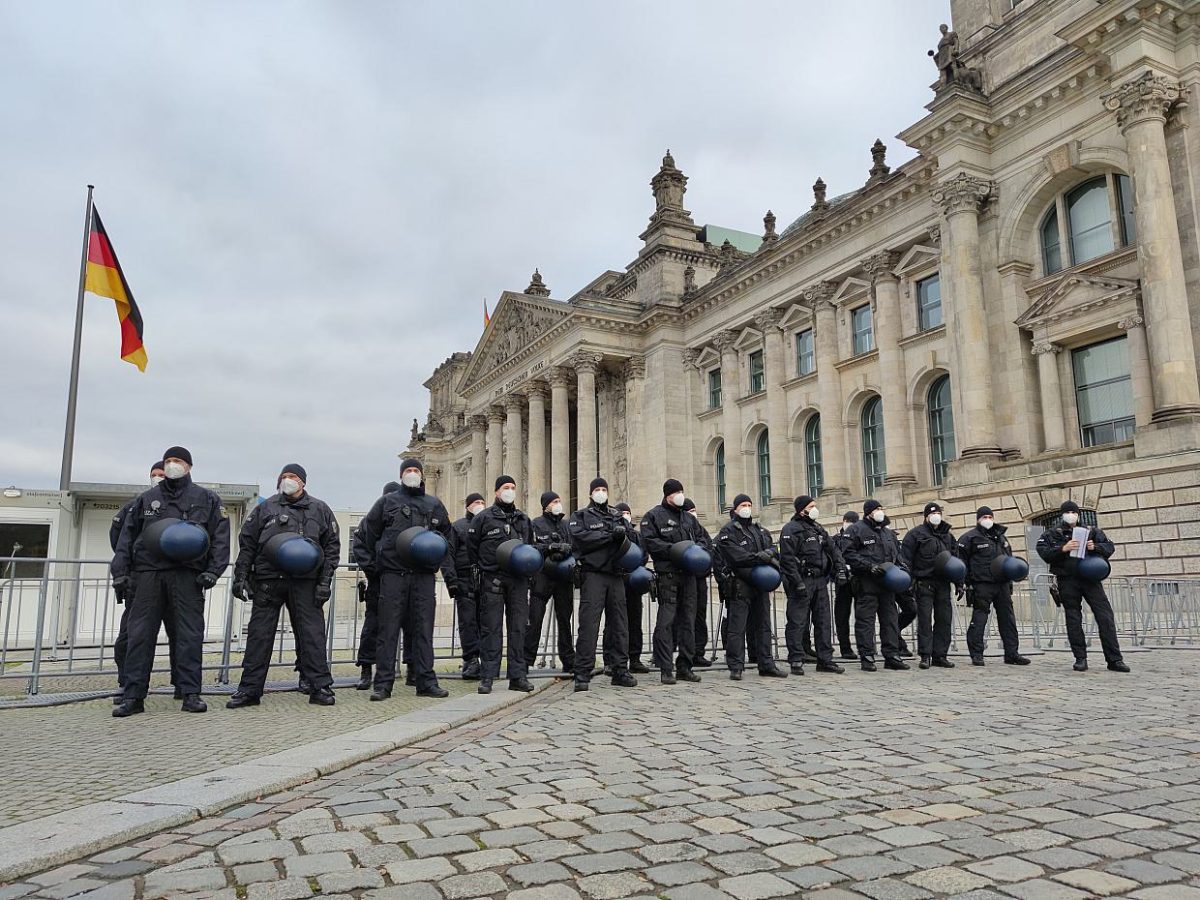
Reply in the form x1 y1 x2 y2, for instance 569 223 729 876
353 483 455 583
531 512 570 556
715 514 775 575
448 513 476 592
110 474 231 580
1036 522 1115 578
233 491 340 585
567 501 630 573
639 503 692 575
779 514 842 593
842 516 902 576
900 521 956 580
955 523 1012 585
110 497 139 552
468 500 534 575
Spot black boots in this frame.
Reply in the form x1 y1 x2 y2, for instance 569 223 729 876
180 694 207 713
508 677 534 692
356 665 373 690
309 687 335 706
226 692 260 709
112 698 145 718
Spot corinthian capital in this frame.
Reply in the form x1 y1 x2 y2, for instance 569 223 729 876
570 350 603 374
525 379 549 401
468 414 488 432
681 347 700 370
862 251 901 284
802 281 839 311
623 355 646 380
931 172 994 217
712 329 739 352
549 366 574 388
754 308 785 332
1118 314 1146 331
1031 342 1061 357
1103 72 1185 131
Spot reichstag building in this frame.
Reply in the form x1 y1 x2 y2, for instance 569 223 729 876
408 0 1200 577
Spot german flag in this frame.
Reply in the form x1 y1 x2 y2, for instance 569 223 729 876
483 297 491 329
84 208 147 371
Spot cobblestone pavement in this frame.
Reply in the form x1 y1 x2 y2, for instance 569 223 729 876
0 680 478 829
9 650 1200 899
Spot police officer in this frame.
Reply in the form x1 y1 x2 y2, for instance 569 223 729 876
779 495 847 676
603 503 651 674
468 476 535 694
715 494 788 681
640 479 702 685
227 464 339 708
679 498 714 668
352 481 401 690
957 506 1030 667
831 511 859 660
842 499 907 672
353 458 455 700
111 461 179 703
568 477 637 691
1036 500 1129 673
448 492 485 680
526 491 575 675
111 447 230 717
900 502 956 670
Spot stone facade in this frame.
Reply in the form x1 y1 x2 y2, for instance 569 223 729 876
409 0 1200 576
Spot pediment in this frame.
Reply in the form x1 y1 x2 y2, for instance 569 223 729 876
733 326 764 351
456 293 573 392
894 244 940 278
779 302 813 331
695 346 720 370
833 276 871 306
1015 273 1140 330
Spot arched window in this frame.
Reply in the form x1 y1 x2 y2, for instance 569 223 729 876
804 415 823 497
927 376 956 486
1041 173 1135 275
756 430 771 506
715 442 726 513
861 396 885 494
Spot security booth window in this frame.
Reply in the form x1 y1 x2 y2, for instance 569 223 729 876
795 329 815 376
715 442 727 512
1072 336 1135 447
916 274 942 331
748 350 765 394
804 414 823 497
707 369 722 409
852 305 874 355
927 375 956 485
0 522 51 579
756 430 771 506
861 396 886 493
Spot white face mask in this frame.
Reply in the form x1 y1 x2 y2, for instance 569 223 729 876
806 506 819 519
979 517 995 530
1062 512 1078 526
591 490 608 505
163 462 187 480
871 510 886 524
549 502 563 516
279 478 301 496
401 471 422 488
498 488 516 504
468 503 485 516
622 513 632 523
736 506 753 519
927 513 942 527
669 492 686 508
150 475 165 487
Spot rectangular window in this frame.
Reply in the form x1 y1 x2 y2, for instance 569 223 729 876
708 369 722 409
795 329 815 376
0 522 51 579
852 305 874 355
748 350 765 394
1073 336 1135 447
916 274 943 331
1116 173 1136 247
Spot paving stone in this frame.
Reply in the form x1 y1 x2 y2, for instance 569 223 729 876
454 847 523 872
873 826 944 847
143 867 227 896
384 857 457 884
508 862 572 886
999 879 1091 900
705 851 778 876
508 886 583 900
1130 887 1200 900
244 878 314 900
1105 858 1185 885
71 883 136 900
315 869 385 892
718 872 798 899
1051 868 1140 896
439 871 508 898
363 885 443 900
578 831 642 852
281 851 353 877
565 851 644 876
1017 846 1098 869
406 834 478 857
479 826 546 848
232 862 281 885
638 841 707 863
645 860 719 886
217 841 298 866
663 887 734 900
297 832 369 853
963 855 1043 883
852 878 933 900
903 866 992 894
1152 849 1200 874
778 866 845 889
826 855 914 880
576 871 653 899
523 840 585 862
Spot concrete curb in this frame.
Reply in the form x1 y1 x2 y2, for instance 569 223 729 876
0 680 556 883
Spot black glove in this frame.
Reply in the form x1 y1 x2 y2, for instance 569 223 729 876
197 572 218 590
316 581 332 605
867 564 884 577
112 575 129 604
610 529 627 544
232 579 250 602
356 579 367 603
754 550 774 564
955 584 966 603
835 567 849 586
447 583 458 599
611 521 626 535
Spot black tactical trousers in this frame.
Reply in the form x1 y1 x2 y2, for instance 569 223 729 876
238 578 332 696
896 590 917 650
1059 577 1123 664
479 572 529 680
855 581 901 663
576 571 627 681
834 580 855 655
787 576 833 665
526 576 575 670
376 572 437 692
685 575 710 661
652 572 697 672
115 589 178 689
725 581 774 673
914 578 953 659
122 569 206 700
965 582 1020 659
456 588 480 663
356 574 380 666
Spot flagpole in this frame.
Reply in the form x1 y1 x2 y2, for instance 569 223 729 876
58 184 94 492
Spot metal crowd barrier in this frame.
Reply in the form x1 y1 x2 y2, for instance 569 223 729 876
2 557 1198 698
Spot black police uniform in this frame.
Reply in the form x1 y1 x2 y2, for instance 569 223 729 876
353 483 455 694
448 512 481 669
352 525 381 670
568 500 632 683
232 492 339 698
111 497 178 692
526 511 575 672
842 515 905 665
715 512 780 674
640 502 699 674
110 474 230 701
1037 523 1124 666
468 500 533 682
956 523 1021 661
900 521 956 661
678 512 715 665
779 513 844 668
831 526 857 657
603 517 647 671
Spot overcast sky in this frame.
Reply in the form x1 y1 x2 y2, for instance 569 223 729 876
1 0 949 510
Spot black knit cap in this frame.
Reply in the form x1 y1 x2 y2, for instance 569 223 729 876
923 501 942 517
1060 500 1080 513
540 491 560 510
279 463 307 484
383 481 401 494
465 492 485 507
794 495 815 512
589 477 609 492
663 478 684 497
615 502 631 513
682 498 696 512
732 493 752 510
495 474 516 491
976 505 994 519
399 457 423 473
842 510 859 524
863 499 882 516
162 446 192 466
150 461 165 473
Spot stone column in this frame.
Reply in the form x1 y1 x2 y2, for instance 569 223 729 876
526 380 549 505
1032 342 1067 453
932 173 1001 457
573 352 602 494
624 356 648 512
503 394 524 504
1104 73 1200 421
713 330 743 495
864 251 916 485
756 308 793 502
549 368 572 505
1119 314 1155 428
486 406 504 493
468 415 487 495
806 283 848 496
